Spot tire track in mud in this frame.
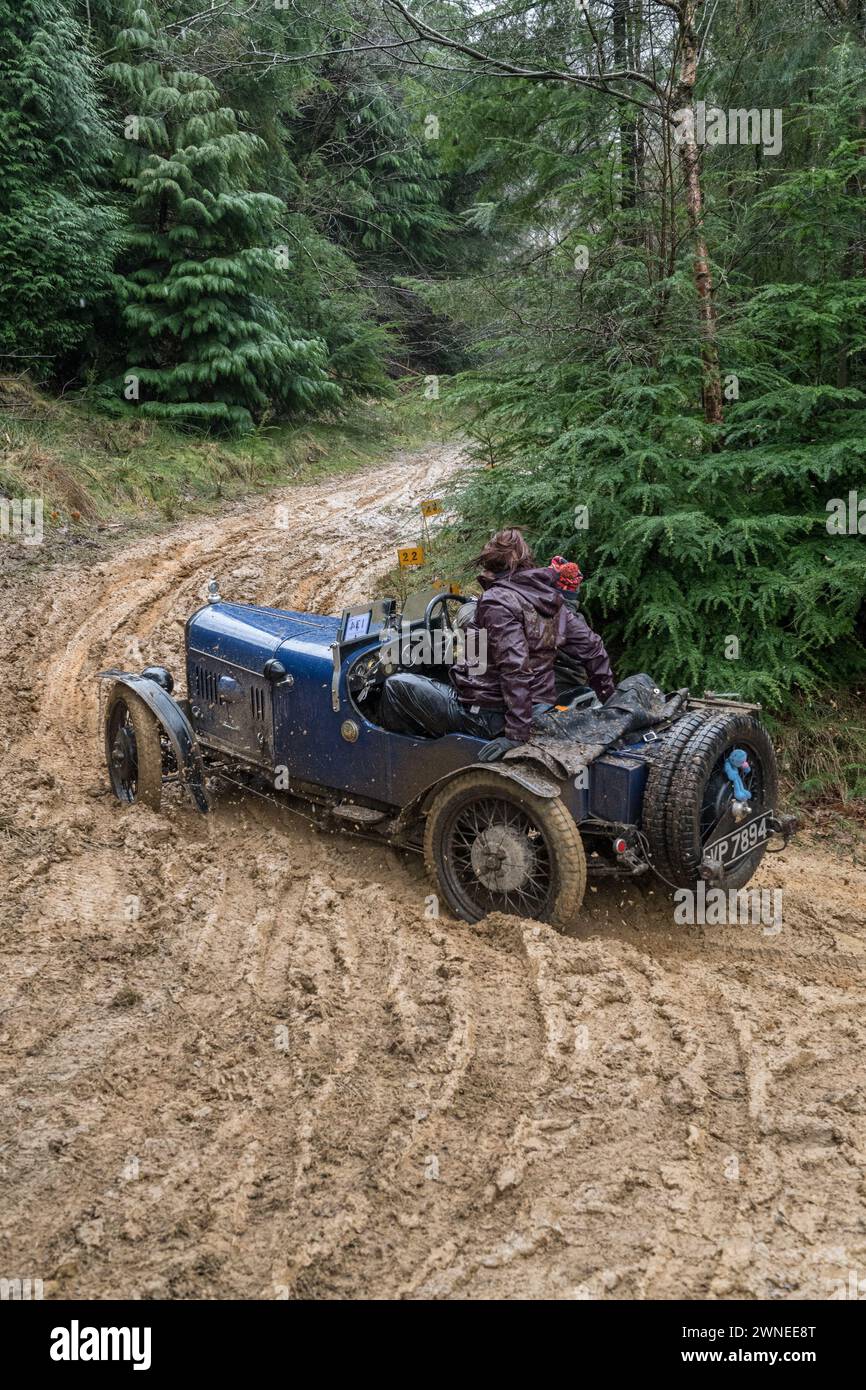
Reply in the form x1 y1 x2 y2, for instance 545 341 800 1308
13 447 462 767
1 440 865 1299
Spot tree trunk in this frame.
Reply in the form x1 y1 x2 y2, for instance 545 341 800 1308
837 0 866 387
613 0 638 212
835 107 866 388
674 0 724 425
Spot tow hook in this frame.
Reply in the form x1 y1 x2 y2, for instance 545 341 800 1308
769 812 799 846
613 832 649 875
699 856 726 885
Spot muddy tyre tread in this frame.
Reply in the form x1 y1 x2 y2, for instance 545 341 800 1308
424 769 587 929
665 712 778 890
107 687 164 811
641 710 720 883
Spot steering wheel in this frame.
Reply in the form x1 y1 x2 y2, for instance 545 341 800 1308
422 592 471 669
423 591 470 637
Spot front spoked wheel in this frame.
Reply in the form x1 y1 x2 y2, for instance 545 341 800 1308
104 687 165 811
424 770 586 927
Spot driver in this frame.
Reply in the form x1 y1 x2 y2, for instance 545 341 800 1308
379 528 615 760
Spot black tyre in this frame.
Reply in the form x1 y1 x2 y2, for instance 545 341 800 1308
105 687 164 811
642 709 721 883
423 770 587 927
654 711 778 891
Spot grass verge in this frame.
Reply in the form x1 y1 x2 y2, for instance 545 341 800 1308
0 376 454 530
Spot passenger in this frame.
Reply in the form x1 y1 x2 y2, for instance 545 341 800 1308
548 555 583 613
379 528 615 760
548 554 592 701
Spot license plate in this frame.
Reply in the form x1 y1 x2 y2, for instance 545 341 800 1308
704 810 773 869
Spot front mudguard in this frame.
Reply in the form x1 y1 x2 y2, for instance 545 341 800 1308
99 669 210 813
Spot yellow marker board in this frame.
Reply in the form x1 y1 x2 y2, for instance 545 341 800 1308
397 545 425 568
420 499 443 517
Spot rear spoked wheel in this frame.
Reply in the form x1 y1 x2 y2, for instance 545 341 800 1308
424 770 586 927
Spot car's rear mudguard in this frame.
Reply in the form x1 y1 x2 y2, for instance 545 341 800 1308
391 758 563 844
99 669 210 813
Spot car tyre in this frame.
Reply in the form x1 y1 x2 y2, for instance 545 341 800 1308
424 769 587 928
644 711 778 895
105 687 164 811
642 709 721 883
663 712 779 891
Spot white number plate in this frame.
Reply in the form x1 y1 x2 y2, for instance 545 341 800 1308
705 810 773 869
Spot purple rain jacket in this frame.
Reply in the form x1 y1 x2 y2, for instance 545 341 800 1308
450 566 615 742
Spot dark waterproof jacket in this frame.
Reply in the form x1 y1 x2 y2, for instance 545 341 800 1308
450 567 615 742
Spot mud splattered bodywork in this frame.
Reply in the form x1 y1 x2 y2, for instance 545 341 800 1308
99 592 798 925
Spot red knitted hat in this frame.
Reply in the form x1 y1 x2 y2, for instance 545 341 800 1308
549 556 583 592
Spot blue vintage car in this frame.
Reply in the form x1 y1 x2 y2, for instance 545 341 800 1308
100 581 797 927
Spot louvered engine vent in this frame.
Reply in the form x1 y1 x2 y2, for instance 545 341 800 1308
193 665 218 703
250 684 266 720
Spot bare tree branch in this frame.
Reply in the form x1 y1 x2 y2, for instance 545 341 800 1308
380 0 670 117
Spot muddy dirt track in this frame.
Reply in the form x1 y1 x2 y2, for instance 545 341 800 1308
1 442 866 1300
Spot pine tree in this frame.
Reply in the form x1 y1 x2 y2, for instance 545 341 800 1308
106 3 336 432
164 3 397 397
306 79 450 260
0 0 119 372
289 51 468 371
405 1 866 707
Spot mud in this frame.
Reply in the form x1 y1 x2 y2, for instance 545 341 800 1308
1 442 865 1300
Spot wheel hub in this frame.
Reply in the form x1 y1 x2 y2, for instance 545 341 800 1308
111 726 136 778
106 704 140 803
470 825 534 892
701 753 760 844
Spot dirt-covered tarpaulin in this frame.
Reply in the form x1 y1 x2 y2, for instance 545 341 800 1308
510 673 690 779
